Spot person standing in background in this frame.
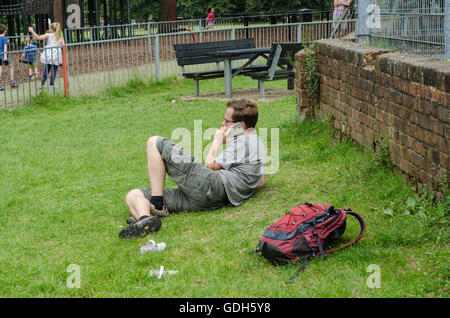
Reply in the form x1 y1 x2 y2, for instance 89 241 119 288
0 24 18 91
28 22 65 89
333 0 352 38
206 7 215 29
21 36 39 80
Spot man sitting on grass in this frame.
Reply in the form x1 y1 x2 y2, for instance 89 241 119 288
119 98 266 239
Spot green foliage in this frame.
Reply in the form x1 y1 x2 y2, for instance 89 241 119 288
131 0 334 21
244 0 332 15
130 0 160 21
373 136 392 170
301 42 320 105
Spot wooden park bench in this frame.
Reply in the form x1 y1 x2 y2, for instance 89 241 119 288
174 38 267 96
244 42 303 98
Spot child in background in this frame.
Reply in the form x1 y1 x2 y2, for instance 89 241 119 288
206 7 215 29
28 22 65 89
0 24 18 91
333 0 352 37
21 36 38 80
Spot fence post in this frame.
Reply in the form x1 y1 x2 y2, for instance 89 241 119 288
445 0 450 59
297 23 302 43
147 23 152 55
62 45 69 97
356 0 371 44
89 28 94 61
155 35 160 82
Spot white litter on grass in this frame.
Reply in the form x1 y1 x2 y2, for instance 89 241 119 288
140 240 166 254
149 266 178 279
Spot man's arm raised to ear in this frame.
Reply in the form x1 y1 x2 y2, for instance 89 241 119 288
205 127 226 169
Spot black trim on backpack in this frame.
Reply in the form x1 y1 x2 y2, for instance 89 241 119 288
312 229 325 257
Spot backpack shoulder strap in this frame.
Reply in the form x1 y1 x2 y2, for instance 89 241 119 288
286 257 310 284
248 241 264 254
324 210 366 255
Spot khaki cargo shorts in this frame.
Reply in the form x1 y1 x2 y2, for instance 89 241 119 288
140 137 229 212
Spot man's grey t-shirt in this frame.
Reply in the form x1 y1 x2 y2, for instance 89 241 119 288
215 133 265 206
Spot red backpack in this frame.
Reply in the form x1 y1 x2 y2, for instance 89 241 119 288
251 202 366 283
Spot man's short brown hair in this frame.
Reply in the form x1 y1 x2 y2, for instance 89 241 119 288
227 98 259 128
0 24 7 34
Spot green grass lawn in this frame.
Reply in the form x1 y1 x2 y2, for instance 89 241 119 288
0 76 448 297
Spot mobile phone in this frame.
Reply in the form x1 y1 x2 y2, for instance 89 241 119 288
228 122 244 139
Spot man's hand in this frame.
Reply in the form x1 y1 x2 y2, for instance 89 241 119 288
205 126 227 169
256 174 266 189
214 126 226 144
215 125 233 144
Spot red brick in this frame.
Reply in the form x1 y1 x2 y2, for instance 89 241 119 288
436 105 450 124
435 134 448 153
375 109 384 122
423 129 436 146
430 120 444 136
408 81 420 97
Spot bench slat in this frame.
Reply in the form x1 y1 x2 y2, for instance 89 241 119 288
174 39 256 66
174 39 255 52
246 69 295 80
183 65 268 79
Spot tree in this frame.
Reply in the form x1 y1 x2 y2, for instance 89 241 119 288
129 0 334 21
159 0 176 21
129 0 159 22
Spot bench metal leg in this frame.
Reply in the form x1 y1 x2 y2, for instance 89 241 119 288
224 59 232 98
287 78 294 90
258 80 265 98
194 80 199 97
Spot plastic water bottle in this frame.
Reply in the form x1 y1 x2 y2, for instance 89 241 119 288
149 266 178 279
140 240 166 254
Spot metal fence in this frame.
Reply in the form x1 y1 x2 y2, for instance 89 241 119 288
62 10 335 44
0 19 356 108
357 0 447 58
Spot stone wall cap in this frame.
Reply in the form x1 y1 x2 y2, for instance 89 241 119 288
379 52 450 74
316 39 392 55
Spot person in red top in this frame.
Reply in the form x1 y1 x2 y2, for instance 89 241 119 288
206 7 215 29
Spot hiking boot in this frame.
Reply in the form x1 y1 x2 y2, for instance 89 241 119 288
150 203 169 217
118 215 162 239
126 216 136 225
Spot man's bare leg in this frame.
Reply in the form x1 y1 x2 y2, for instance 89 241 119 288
120 188 162 238
124 136 165 218
125 189 151 221
146 136 166 197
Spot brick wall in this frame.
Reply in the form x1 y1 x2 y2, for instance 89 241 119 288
295 39 449 189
